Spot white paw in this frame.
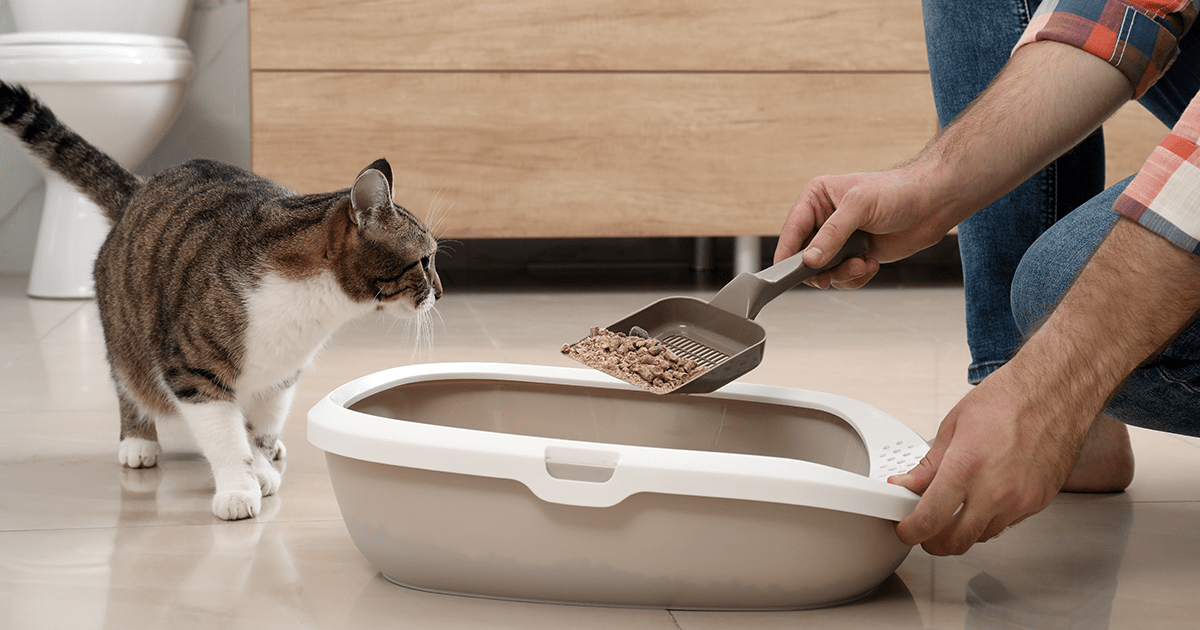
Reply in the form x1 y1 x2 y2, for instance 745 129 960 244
274 440 287 461
255 458 282 497
119 438 162 468
212 489 261 520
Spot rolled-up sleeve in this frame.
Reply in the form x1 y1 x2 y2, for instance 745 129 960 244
1014 0 1197 98
1113 98 1200 254
1016 1 1200 253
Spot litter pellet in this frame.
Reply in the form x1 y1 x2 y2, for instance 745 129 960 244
562 327 708 393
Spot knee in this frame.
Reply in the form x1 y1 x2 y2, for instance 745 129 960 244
1010 237 1079 338
1010 203 1124 337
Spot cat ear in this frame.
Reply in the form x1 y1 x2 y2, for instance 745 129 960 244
350 166 392 227
362 158 394 197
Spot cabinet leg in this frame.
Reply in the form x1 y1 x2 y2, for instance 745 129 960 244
734 235 761 275
692 237 714 272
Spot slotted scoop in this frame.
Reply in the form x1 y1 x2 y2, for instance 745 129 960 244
568 231 871 394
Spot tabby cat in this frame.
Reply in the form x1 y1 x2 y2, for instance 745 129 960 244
0 81 442 520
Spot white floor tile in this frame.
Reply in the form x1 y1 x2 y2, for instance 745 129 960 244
2 272 1196 629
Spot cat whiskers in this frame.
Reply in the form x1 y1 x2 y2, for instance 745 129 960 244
398 304 437 363
372 284 439 363
436 239 461 262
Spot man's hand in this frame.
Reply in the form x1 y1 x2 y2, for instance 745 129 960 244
891 218 1200 556
889 362 1082 555
774 167 958 289
776 41 1131 291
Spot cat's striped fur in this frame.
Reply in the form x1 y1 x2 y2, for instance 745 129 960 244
1 81 442 520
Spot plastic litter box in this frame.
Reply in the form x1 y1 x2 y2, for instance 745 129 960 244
309 362 928 610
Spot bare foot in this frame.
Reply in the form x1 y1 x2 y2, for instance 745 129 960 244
1062 413 1134 493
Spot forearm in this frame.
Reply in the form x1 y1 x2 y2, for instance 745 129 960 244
786 40 1134 273
1010 217 1200 426
892 217 1200 554
911 41 1132 230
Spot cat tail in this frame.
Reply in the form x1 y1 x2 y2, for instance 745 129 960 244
0 81 141 224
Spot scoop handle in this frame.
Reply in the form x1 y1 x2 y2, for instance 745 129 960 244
708 231 872 320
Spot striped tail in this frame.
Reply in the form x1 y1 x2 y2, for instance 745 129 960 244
0 81 141 224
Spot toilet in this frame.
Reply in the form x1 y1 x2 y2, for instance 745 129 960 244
0 0 195 299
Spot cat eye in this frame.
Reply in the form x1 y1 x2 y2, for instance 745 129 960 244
375 255 431 287
375 262 417 285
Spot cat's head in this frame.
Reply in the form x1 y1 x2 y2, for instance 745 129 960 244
331 158 442 315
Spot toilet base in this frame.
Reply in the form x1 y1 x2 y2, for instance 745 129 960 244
27 172 109 299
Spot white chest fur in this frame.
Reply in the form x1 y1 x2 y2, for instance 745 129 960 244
239 271 371 397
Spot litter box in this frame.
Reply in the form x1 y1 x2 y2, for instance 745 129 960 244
309 362 928 610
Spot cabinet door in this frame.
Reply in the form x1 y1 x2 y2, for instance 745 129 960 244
249 1 937 237
249 0 927 72
251 71 936 238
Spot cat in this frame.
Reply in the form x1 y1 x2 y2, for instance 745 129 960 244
0 81 442 520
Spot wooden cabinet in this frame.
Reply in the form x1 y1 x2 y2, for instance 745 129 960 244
248 1 1164 240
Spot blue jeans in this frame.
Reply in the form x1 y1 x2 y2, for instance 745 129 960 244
1013 186 1200 438
923 0 1106 384
924 0 1200 436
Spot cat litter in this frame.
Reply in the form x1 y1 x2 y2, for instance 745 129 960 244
560 326 707 393
563 232 872 395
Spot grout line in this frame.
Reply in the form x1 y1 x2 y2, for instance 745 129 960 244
0 517 348 536
0 181 39 233
459 296 509 360
32 300 93 342
0 302 93 371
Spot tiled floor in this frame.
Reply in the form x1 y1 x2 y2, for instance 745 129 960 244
2 272 1199 629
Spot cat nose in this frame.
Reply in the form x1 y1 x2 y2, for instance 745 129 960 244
423 286 440 306
431 272 443 301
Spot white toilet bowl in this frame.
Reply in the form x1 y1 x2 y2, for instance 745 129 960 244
0 32 194 298
11 0 192 38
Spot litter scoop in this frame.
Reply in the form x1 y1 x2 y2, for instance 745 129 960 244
565 231 871 394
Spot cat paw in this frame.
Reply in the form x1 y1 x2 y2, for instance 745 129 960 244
255 459 282 497
212 489 261 521
254 436 287 461
119 438 162 468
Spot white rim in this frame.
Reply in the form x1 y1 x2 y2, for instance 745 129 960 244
0 33 193 82
308 362 928 521
0 32 189 50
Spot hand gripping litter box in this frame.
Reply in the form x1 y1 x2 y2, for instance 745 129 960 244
309 362 929 610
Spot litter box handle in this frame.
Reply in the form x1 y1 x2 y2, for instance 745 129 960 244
708 231 871 320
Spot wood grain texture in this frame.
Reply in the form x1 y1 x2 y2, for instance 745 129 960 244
248 0 928 72
248 0 1168 241
251 71 938 238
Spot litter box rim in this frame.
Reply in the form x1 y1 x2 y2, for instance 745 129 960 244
308 362 927 522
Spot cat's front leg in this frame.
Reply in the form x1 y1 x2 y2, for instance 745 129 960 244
242 381 297 497
179 400 262 520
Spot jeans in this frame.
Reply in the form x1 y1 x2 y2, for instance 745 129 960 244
1012 183 1200 438
923 0 1200 436
923 0 1106 384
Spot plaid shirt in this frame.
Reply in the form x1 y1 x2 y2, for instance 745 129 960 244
1015 0 1200 253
